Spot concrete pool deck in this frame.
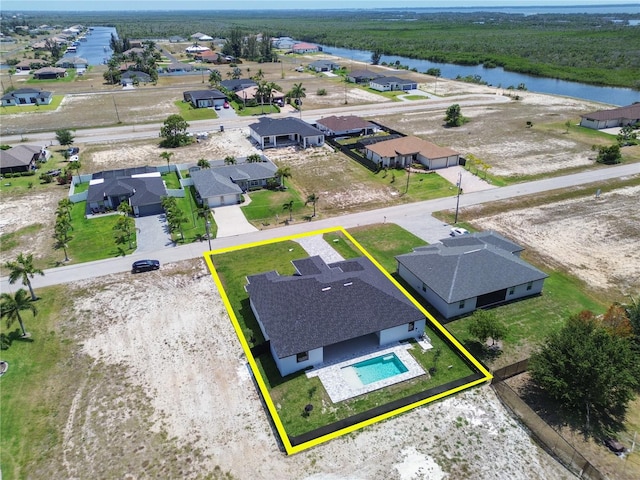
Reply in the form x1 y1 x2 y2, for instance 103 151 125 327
306 342 429 403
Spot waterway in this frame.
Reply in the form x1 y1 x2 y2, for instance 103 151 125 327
63 26 117 66
318 44 640 106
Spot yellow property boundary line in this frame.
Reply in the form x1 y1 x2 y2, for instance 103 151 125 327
204 226 493 455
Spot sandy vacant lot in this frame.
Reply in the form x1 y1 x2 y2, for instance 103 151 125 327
50 259 571 480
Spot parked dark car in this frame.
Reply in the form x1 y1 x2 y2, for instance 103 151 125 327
131 259 160 273
67 147 79 155
604 438 625 455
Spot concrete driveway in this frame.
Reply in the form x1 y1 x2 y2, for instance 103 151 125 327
135 214 174 252
435 166 497 194
212 203 258 238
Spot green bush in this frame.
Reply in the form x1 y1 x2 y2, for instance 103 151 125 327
20 171 36 177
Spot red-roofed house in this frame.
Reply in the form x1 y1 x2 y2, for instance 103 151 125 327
292 42 319 54
364 136 459 170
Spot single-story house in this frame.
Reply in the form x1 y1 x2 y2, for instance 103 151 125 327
33 67 68 80
196 50 220 63
14 59 47 71
191 32 213 41
292 42 319 54
121 70 152 86
246 256 426 376
347 69 383 84
369 76 418 92
56 56 88 69
363 135 459 169
234 85 285 106
579 103 640 130
191 157 278 207
309 60 340 72
249 117 325 149
122 47 145 58
396 231 548 319
0 144 49 175
315 115 377 137
166 62 194 72
86 167 168 217
1 88 53 106
169 36 187 43
272 37 296 50
183 89 227 108
220 78 257 92
186 45 210 54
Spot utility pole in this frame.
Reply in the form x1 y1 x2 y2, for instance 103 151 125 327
454 170 462 224
405 162 411 194
112 95 121 123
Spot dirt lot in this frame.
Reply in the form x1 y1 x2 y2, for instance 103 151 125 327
2 57 639 478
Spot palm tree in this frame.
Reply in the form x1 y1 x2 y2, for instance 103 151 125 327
56 198 73 222
305 193 319 217
197 158 210 169
208 69 222 87
160 151 174 170
224 156 236 165
1 289 38 337
253 68 264 81
282 200 294 222
275 166 291 188
256 81 271 114
289 82 306 118
5 253 44 301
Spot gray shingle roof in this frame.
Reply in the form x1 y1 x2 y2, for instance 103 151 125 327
372 76 417 86
396 232 547 303
0 144 42 169
220 79 257 92
190 169 243 197
2 88 52 101
249 117 324 138
184 89 226 101
246 256 425 359
87 176 167 207
190 160 277 197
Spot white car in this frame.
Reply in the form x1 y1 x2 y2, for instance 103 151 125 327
450 227 470 236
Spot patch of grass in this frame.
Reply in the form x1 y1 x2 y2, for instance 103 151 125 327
0 285 71 480
0 95 64 114
347 223 428 273
169 186 216 243
403 94 429 100
0 223 45 254
63 202 136 264
241 189 304 226
161 170 181 190
234 103 280 116
173 100 219 121
72 181 89 193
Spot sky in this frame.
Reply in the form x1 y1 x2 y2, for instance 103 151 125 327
2 0 640 12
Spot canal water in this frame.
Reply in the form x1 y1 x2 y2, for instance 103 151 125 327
63 26 117 66
318 44 640 106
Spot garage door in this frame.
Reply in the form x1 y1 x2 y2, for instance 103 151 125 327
136 203 164 216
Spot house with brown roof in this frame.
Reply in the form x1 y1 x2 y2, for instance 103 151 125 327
579 103 640 130
235 85 285 106
14 59 47 71
363 135 459 169
33 67 68 80
315 115 377 137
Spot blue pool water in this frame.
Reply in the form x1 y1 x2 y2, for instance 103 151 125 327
352 353 408 385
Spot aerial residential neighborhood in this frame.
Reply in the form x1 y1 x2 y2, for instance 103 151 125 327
0 5 639 480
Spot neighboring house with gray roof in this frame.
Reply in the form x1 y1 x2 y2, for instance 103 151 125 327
249 117 324 149
579 103 640 130
183 89 227 108
121 70 152 86
369 76 418 92
309 60 340 72
56 56 88 69
190 157 278 207
0 144 49 174
396 231 548 319
86 166 167 216
2 88 53 106
347 69 383 84
220 78 257 92
246 256 426 376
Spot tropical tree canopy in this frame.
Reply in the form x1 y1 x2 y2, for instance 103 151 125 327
4 253 44 301
1 288 38 337
159 115 191 148
529 310 639 432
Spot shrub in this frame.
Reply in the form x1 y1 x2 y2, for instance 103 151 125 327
316 88 327 96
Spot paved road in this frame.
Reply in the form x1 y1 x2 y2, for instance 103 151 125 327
0 93 509 145
2 162 637 293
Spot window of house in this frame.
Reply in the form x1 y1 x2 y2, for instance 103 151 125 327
526 282 533 291
508 287 515 295
296 351 309 363
408 321 415 331
459 300 465 309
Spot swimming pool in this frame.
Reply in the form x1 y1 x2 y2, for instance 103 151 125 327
351 353 409 385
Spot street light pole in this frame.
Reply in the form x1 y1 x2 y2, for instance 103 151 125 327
205 220 212 251
454 171 462 224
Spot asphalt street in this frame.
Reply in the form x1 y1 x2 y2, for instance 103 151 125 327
2 162 637 293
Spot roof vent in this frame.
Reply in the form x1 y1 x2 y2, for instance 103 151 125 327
322 286 332 292
343 282 353 287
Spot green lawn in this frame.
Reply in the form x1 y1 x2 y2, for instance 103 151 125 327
173 100 218 121
161 171 181 190
0 95 64 115
234 103 280 116
0 286 72 480
241 188 306 226
169 186 217 243
63 202 137 264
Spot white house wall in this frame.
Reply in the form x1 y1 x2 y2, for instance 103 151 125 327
275 346 323 376
379 319 426 344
